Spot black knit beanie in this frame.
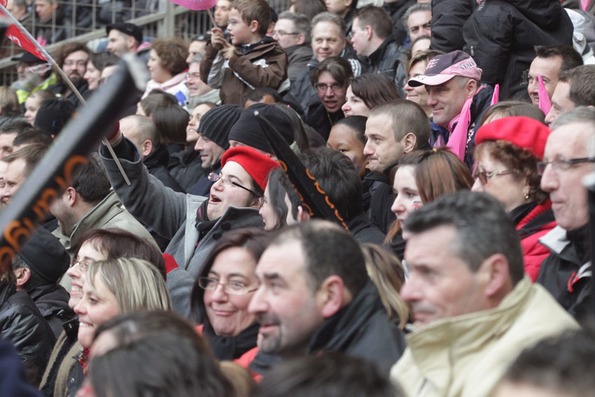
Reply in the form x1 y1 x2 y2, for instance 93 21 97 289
228 103 295 153
197 105 242 150
17 227 70 284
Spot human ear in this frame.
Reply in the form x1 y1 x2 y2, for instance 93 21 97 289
318 275 346 318
481 253 512 298
401 132 417 153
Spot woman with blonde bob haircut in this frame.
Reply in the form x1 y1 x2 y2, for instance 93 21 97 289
70 258 172 394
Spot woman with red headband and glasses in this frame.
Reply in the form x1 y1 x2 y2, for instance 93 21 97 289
472 116 555 281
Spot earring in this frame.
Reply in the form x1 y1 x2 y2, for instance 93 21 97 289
524 192 530 200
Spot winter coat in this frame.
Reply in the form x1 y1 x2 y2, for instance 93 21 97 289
285 44 313 84
537 225 592 321
39 327 81 397
168 148 205 192
99 139 264 317
348 213 386 245
430 0 476 52
28 284 75 339
144 145 185 193
361 37 403 86
52 190 158 256
391 278 579 397
512 200 556 281
200 37 288 105
308 281 406 376
463 0 574 100
0 338 42 397
0 282 55 386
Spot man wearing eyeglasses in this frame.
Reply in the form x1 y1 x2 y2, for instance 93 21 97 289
48 41 90 107
537 107 595 321
101 132 279 317
273 12 312 84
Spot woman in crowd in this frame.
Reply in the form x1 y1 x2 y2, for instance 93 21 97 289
144 37 189 106
23 89 54 125
386 148 474 258
40 228 166 397
259 167 307 231
304 56 353 140
191 228 272 362
70 258 171 394
78 311 233 397
186 101 216 145
479 100 545 126
84 52 118 92
473 116 555 280
341 74 400 118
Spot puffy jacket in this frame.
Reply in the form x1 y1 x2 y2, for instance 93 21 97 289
0 282 55 386
431 0 476 52
463 0 574 100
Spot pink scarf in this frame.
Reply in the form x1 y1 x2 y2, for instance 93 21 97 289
537 75 552 114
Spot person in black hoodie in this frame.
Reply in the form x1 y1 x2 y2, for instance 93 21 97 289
12 227 74 339
463 0 574 100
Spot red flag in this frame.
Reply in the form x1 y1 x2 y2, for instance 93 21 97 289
0 3 46 60
168 0 217 10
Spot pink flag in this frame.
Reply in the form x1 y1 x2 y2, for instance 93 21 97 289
168 0 217 10
490 83 500 106
0 3 46 60
537 75 552 115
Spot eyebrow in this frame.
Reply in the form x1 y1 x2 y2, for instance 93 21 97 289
208 271 249 279
262 273 282 282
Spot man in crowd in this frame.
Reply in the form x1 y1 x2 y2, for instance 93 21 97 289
249 220 405 375
527 45 583 109
106 22 144 58
48 41 90 107
273 11 312 84
538 107 595 320
363 100 431 233
407 50 492 167
351 6 402 84
403 3 431 43
1 143 48 205
10 53 56 105
391 191 578 397
545 65 595 125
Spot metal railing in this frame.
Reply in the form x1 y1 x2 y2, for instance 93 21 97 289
0 0 211 85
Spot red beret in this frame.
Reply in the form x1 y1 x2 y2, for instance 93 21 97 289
475 116 550 160
221 146 280 191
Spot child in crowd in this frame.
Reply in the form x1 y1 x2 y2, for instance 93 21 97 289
200 0 288 105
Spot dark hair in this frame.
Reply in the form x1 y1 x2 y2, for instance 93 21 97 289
535 45 583 72
334 115 367 144
0 119 31 134
271 220 368 296
370 100 431 144
271 103 310 152
294 0 327 21
559 65 595 107
2 143 49 176
311 12 347 39
75 228 166 280
90 311 233 397
474 140 547 204
479 101 545 127
350 74 400 109
54 41 90 69
242 87 283 107
151 38 189 76
12 127 52 148
404 191 525 285
354 6 393 39
254 352 403 397
139 90 178 117
313 56 353 88
70 154 112 204
408 49 442 73
299 146 363 222
88 51 119 72
266 167 301 229
151 104 190 145
232 0 270 36
191 228 272 323
498 328 595 396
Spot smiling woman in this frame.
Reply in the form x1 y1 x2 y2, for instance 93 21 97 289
191 228 272 362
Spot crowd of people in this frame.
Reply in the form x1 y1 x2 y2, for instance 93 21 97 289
0 0 594 396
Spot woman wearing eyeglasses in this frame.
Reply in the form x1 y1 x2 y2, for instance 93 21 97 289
191 228 271 364
472 116 555 281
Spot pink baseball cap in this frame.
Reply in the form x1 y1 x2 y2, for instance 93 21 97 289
408 50 483 87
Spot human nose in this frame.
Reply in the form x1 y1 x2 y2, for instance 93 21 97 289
540 163 558 193
427 92 437 106
341 101 350 113
390 194 401 215
194 137 204 151
363 140 373 156
248 286 267 315
73 298 86 316
544 108 557 126
211 282 229 301
399 277 420 304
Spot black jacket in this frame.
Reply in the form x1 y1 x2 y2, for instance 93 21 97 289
463 0 574 100
144 145 185 193
28 284 75 340
361 37 404 87
285 45 313 84
537 225 592 321
431 0 476 52
365 171 396 235
168 148 205 192
0 282 55 386
348 213 386 245
308 281 406 376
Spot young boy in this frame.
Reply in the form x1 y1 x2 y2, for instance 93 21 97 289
200 0 289 105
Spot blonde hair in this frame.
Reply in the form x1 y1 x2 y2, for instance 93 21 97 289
86 258 172 313
361 244 409 329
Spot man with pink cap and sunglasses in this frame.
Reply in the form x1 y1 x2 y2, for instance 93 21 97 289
407 50 494 167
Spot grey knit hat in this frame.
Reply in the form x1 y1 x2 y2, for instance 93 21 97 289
197 105 243 150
